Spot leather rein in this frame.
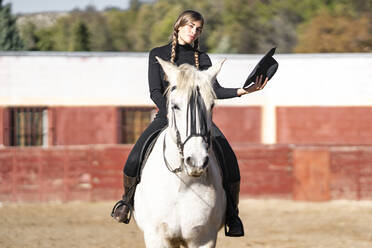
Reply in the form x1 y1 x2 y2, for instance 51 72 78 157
163 86 211 173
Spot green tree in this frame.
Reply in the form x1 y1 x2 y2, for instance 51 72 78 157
70 21 91 51
0 0 23 50
49 9 112 51
219 0 261 53
130 0 142 11
74 8 113 51
295 10 372 53
18 21 39 50
10 0 371 53
130 3 155 51
51 15 73 51
36 28 55 51
104 9 135 51
149 1 183 48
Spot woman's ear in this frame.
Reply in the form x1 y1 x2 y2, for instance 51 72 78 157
156 56 178 85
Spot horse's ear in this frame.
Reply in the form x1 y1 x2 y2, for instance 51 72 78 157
206 58 226 79
156 56 178 84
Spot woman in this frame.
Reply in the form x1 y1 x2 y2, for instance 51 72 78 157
112 10 268 237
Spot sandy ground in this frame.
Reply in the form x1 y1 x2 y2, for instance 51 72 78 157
1 199 372 248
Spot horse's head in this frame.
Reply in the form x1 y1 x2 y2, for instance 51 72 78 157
156 56 225 177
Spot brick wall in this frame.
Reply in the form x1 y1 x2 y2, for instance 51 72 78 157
2 106 372 146
0 107 4 146
0 145 132 202
235 144 293 198
52 107 118 145
2 105 372 203
293 149 331 201
277 107 372 145
330 147 372 200
1 144 372 203
213 106 261 143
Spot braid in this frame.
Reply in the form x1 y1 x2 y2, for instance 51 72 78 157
170 10 204 69
193 39 200 69
171 30 178 65
164 30 178 82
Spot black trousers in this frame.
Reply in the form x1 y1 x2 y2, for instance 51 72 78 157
123 114 240 183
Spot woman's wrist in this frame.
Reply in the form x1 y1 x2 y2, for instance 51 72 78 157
237 88 248 97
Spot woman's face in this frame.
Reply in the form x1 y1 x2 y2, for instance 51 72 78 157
177 20 203 45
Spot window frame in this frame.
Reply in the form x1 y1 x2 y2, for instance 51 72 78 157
6 106 48 147
118 106 156 144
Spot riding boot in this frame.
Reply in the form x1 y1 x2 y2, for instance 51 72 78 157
111 174 137 224
225 180 244 237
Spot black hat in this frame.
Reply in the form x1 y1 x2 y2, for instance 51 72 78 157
243 47 279 89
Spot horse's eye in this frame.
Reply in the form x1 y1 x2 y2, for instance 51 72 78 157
172 104 180 110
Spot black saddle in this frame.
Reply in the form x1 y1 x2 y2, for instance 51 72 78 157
136 127 165 182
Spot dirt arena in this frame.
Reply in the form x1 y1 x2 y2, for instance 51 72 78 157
1 199 372 248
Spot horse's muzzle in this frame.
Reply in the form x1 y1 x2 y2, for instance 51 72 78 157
185 156 209 177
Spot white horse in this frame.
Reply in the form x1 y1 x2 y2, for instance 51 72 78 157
134 57 227 248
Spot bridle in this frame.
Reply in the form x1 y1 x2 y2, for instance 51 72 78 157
163 86 211 173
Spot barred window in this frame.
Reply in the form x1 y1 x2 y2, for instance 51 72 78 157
8 107 48 147
119 107 156 144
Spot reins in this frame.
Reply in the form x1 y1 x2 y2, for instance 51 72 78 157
163 86 211 173
163 133 183 173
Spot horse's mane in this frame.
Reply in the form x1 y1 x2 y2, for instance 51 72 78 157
166 63 216 105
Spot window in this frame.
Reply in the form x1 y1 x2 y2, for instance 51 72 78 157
8 107 48 147
119 107 156 144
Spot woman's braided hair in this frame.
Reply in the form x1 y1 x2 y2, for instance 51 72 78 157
170 10 204 70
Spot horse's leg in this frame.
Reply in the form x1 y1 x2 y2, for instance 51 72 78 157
143 231 163 248
186 231 217 248
187 239 216 248
143 230 174 248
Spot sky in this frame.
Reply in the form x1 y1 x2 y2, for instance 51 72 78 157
3 0 131 14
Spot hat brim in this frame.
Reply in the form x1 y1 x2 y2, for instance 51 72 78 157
243 47 279 89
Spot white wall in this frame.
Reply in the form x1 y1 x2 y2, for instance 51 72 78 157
1 51 371 143
215 53 372 107
0 52 152 106
1 52 371 107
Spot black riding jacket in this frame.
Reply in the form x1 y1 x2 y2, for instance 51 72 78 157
148 42 240 117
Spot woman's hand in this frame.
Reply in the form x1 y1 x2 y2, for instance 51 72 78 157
237 75 269 96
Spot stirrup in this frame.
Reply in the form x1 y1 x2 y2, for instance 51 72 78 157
111 199 133 224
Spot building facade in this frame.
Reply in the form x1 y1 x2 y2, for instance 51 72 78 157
1 52 372 202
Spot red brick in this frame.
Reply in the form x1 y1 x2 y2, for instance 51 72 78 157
92 145 131 169
330 148 372 201
293 149 331 201
277 107 372 145
91 146 131 192
39 149 66 201
52 107 118 145
330 149 361 200
0 107 4 146
213 106 261 143
233 144 293 198
13 149 42 188
1 144 371 203
0 149 13 201
359 149 372 200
